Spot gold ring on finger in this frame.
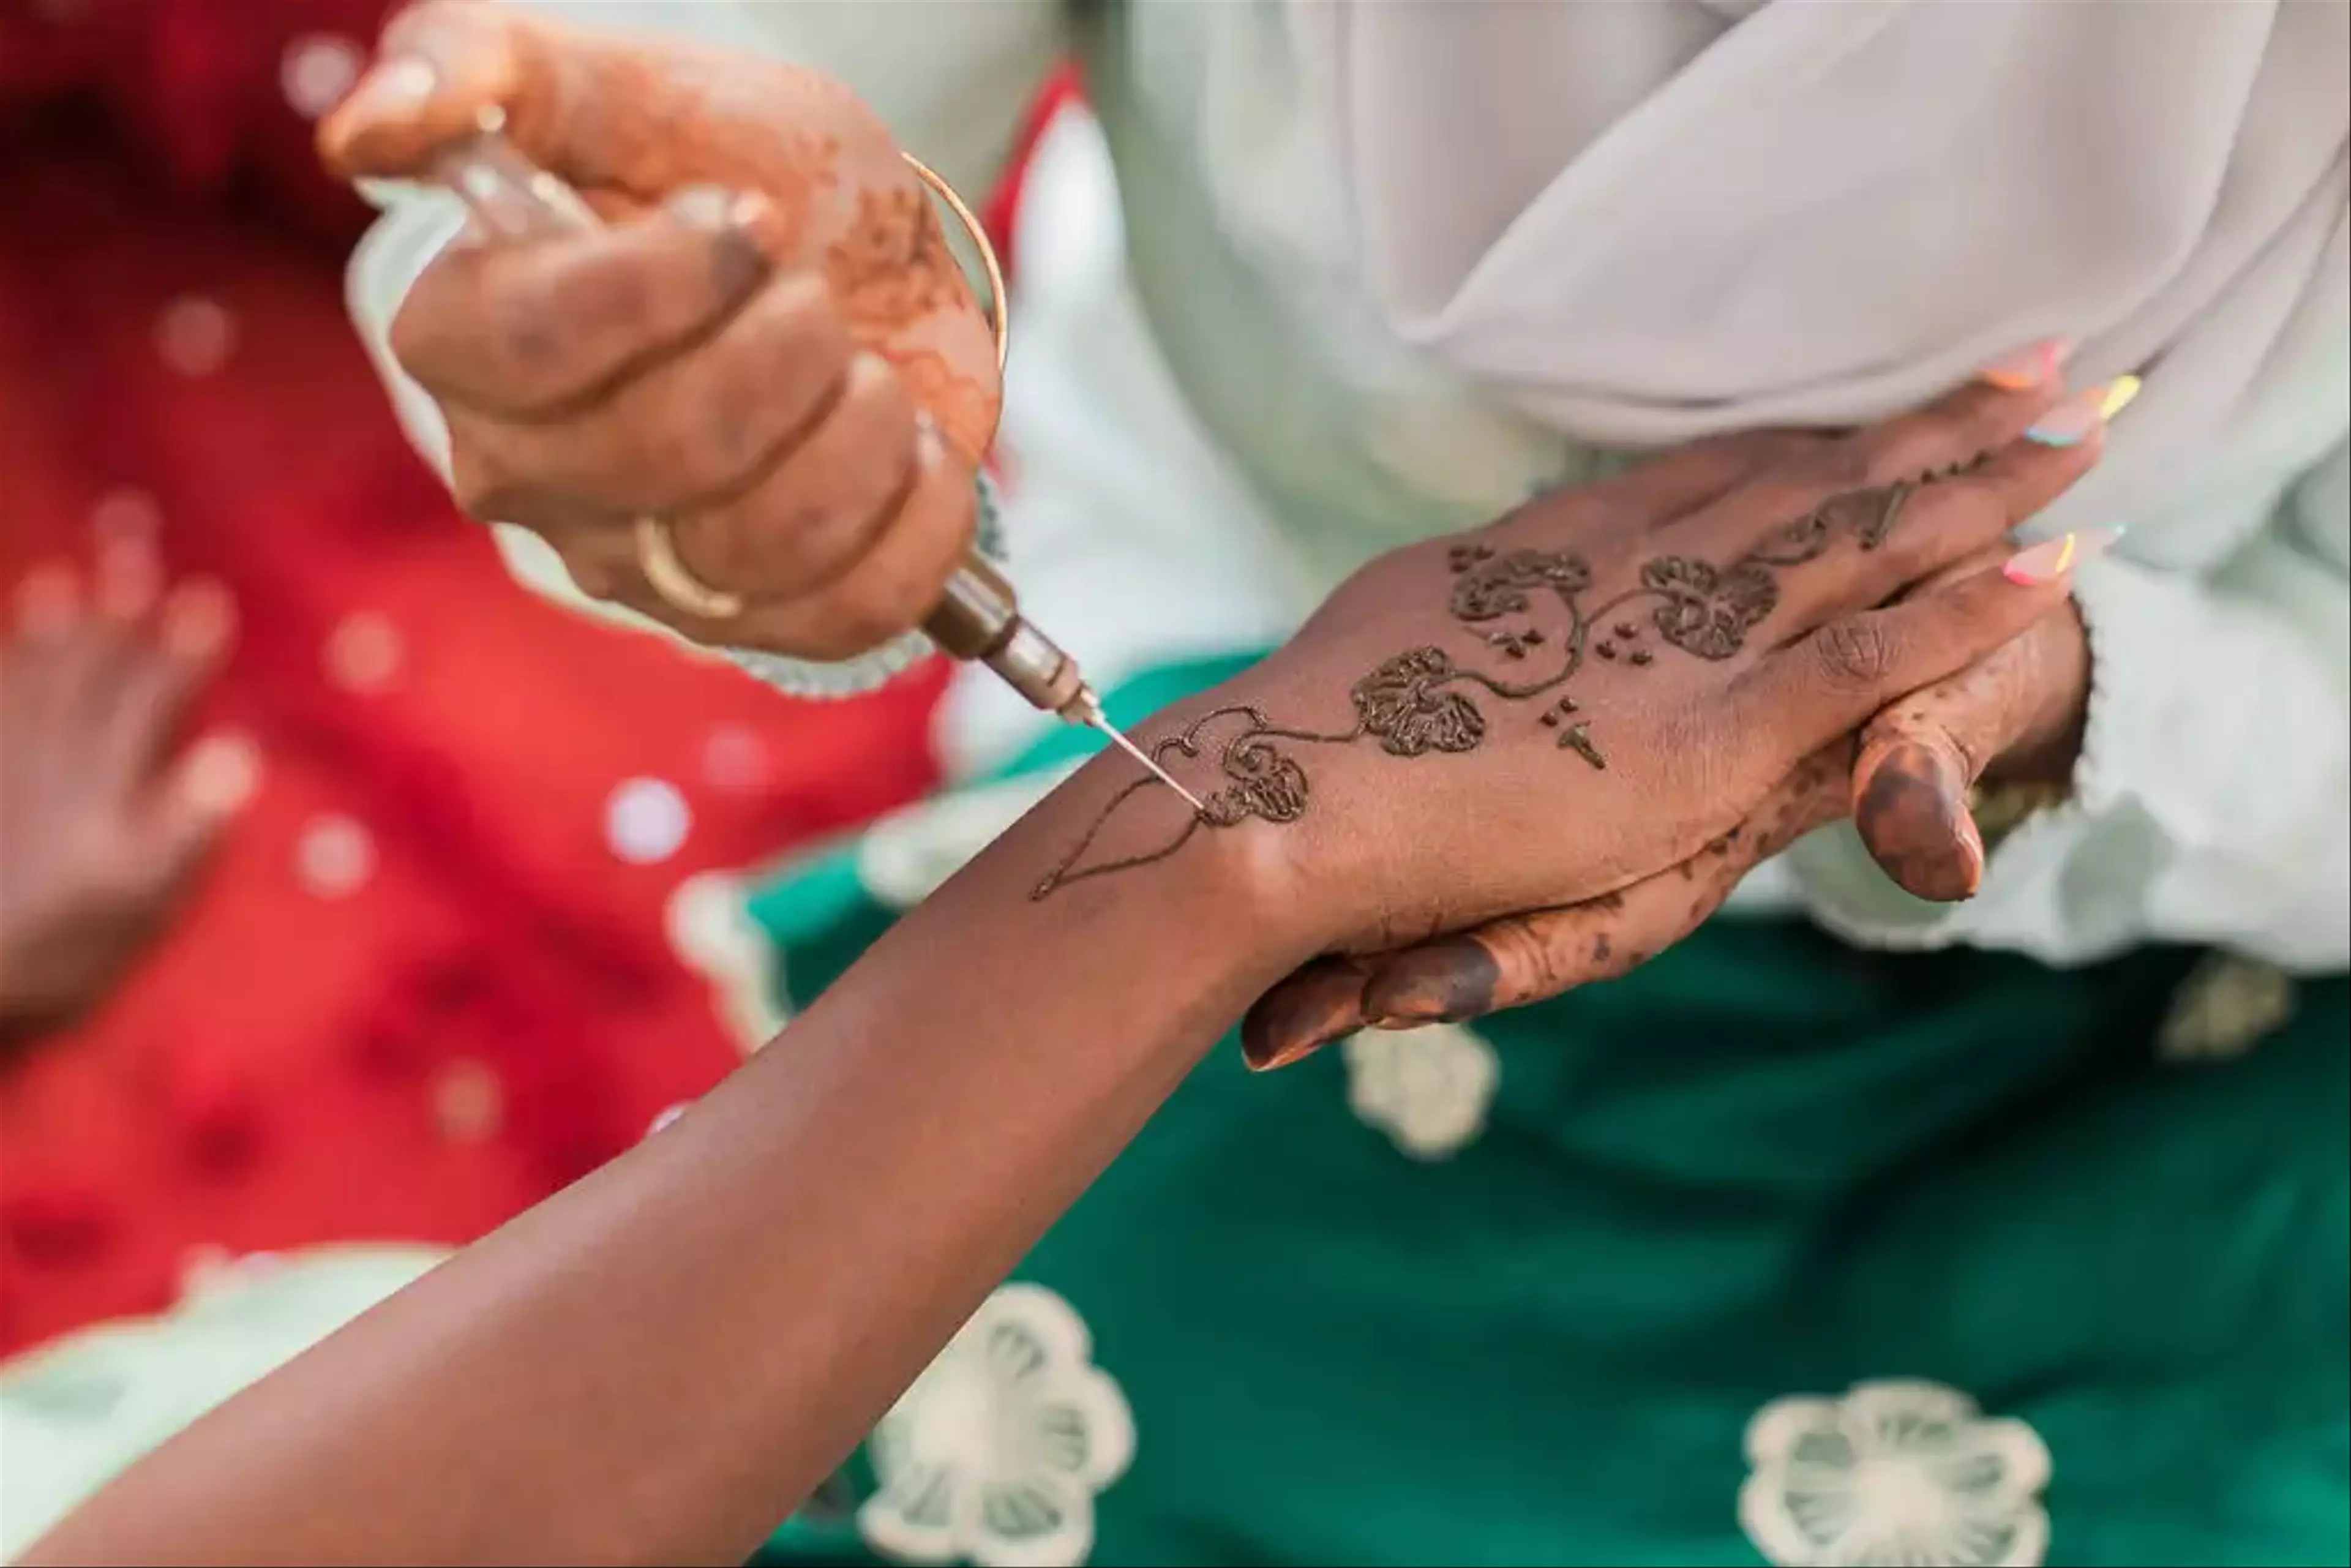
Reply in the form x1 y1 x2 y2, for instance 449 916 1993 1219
633 515 744 620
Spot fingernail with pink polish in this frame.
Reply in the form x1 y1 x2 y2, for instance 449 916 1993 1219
1978 338 2074 391
2025 375 2142 448
2003 528 2119 585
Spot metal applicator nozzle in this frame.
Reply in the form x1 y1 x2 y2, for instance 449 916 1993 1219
924 555 1207 815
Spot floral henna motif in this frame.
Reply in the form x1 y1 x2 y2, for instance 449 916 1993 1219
1643 557 1780 660
1823 479 1914 554
1353 650 1487 757
1032 708 1353 896
1203 737 1310 826
1449 546 1592 623
1032 471 1941 898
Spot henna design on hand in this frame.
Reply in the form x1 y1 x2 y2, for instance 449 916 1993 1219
1032 475 1926 898
827 187 967 336
1032 707 1357 897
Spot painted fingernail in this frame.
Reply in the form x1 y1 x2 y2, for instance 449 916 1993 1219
2024 375 2142 448
1976 338 2074 391
338 58 438 123
2003 528 2119 585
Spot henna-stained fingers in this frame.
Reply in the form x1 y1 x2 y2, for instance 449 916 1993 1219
1238 745 1854 1071
392 193 782 421
323 2 842 201
1740 528 2111 773
1362 745 1849 1026
706 432 980 661
664 355 923 601
1238 956 1381 1071
441 268 861 534
1852 599 2090 901
1503 429 1832 543
1662 371 2066 563
1763 397 2118 635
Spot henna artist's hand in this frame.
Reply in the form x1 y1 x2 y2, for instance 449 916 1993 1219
319 1 999 658
0 549 258 1043
1025 369 2133 1067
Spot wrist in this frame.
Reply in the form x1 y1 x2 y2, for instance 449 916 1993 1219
1008 734 1333 991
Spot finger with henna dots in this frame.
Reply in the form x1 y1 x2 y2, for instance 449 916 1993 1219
1239 746 1853 1070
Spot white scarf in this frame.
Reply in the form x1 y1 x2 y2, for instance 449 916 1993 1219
1291 0 2348 529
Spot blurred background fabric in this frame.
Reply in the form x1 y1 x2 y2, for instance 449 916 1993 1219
0 0 987 1355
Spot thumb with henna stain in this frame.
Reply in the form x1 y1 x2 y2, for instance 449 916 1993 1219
1849 589 2095 902
1850 730 1985 902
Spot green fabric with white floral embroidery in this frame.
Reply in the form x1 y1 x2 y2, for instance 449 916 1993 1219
743 656 2350 1568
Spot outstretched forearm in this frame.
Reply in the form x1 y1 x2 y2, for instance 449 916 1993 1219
24 759 1300 1568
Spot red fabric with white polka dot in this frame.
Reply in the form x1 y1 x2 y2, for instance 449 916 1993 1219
0 0 959 1354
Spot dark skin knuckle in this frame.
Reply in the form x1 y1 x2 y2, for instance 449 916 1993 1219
1484 914 1558 1001
1811 619 1899 690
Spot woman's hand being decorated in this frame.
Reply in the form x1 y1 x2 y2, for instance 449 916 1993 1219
1018 372 2128 1063
1239 525 2107 1067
